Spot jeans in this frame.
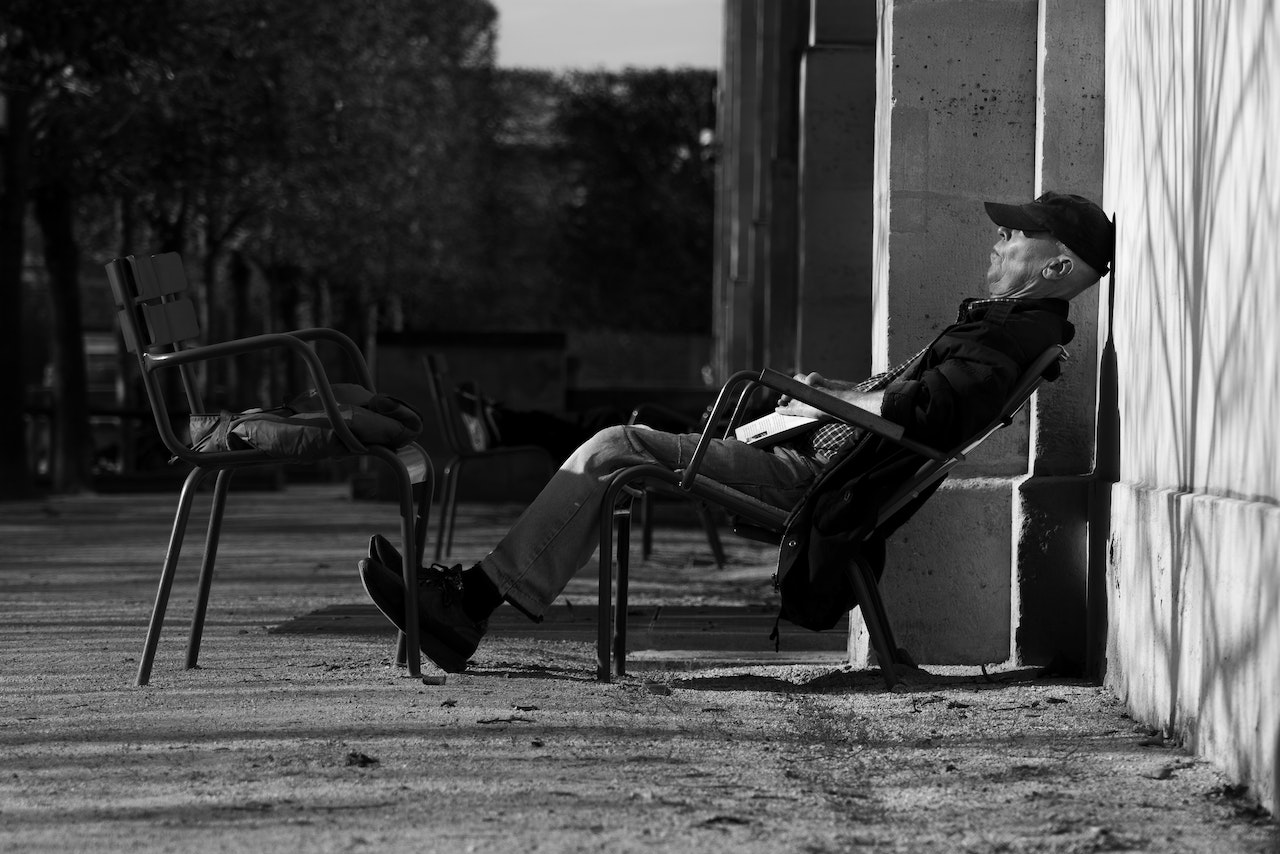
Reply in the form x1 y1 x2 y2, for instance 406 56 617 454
480 424 823 618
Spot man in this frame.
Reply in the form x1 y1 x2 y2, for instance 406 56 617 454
360 191 1115 673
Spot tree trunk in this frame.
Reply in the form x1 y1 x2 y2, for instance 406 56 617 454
33 180 93 493
0 91 34 498
228 251 252 402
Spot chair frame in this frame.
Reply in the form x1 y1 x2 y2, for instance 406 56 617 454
105 252 433 685
596 345 1068 690
421 353 555 562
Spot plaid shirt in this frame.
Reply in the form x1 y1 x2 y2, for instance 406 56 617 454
803 298 1023 462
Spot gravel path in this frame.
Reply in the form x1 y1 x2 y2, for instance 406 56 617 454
1 486 1274 852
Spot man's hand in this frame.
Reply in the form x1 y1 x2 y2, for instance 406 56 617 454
776 371 885 419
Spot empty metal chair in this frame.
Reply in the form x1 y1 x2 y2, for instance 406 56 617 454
421 353 554 562
105 252 433 685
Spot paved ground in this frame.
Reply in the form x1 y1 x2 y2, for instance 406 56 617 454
1 484 1276 852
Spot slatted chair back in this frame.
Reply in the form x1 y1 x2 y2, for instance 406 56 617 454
870 344 1066 526
105 252 205 425
422 353 475 455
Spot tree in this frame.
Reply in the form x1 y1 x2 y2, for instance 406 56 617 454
551 68 718 333
2 0 500 492
0 0 174 495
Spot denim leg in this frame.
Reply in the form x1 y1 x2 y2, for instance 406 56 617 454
481 425 821 617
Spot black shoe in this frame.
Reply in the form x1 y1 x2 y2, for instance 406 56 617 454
358 558 488 673
368 534 403 573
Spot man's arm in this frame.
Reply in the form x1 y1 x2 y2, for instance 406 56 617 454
775 371 885 420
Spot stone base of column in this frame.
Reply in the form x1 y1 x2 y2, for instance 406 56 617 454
1013 474 1091 670
848 477 1015 667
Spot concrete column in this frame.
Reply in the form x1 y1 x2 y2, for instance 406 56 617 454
714 0 809 376
794 0 877 377
853 0 1040 666
1013 0 1105 669
713 0 760 378
754 1 809 372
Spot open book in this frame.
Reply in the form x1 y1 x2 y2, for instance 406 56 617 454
733 412 822 447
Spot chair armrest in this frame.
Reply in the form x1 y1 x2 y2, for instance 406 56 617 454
146 332 370 459
758 369 905 440
676 366 950 491
757 370 949 460
678 371 760 488
283 327 375 389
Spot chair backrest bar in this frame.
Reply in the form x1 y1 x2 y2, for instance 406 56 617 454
874 345 1067 527
106 253 206 416
422 353 471 455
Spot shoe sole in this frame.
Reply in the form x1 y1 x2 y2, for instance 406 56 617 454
358 559 470 673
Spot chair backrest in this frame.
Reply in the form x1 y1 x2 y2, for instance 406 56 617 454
873 345 1067 526
105 252 206 419
422 353 479 455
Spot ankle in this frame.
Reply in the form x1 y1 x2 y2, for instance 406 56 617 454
461 563 503 622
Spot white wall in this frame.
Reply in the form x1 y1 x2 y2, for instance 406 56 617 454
1104 0 1279 814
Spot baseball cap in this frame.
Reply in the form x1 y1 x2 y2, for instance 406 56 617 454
984 191 1115 275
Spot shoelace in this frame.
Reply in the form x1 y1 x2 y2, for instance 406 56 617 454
423 563 466 606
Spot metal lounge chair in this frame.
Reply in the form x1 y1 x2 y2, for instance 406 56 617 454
105 252 433 685
595 345 1068 690
421 353 555 562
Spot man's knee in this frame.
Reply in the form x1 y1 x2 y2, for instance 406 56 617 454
565 424 638 473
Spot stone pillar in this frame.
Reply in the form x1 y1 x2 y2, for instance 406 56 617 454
754 0 809 372
853 0 1040 666
1013 0 1105 669
714 0 809 377
713 0 760 378
794 0 877 377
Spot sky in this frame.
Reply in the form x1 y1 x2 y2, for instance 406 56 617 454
487 0 723 70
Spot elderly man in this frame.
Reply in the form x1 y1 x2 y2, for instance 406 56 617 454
360 191 1115 673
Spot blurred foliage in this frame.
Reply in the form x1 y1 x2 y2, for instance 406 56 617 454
0 0 716 492
552 69 717 334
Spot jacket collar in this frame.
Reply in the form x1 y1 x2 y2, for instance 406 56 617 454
957 297 1070 323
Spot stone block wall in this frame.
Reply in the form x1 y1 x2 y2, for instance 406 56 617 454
1103 0 1279 814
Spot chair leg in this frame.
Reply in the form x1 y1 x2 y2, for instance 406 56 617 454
136 467 214 687
597 497 616 682
373 445 426 678
395 632 409 668
186 468 235 670
639 489 653 561
397 475 432 670
613 507 632 678
694 501 726 568
846 555 907 691
394 473 422 679
415 468 433 568
435 456 461 562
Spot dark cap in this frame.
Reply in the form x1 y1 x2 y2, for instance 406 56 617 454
984 191 1115 275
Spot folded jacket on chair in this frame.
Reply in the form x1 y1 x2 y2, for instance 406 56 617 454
187 383 422 460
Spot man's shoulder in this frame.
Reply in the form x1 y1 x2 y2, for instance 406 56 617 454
938 299 1073 356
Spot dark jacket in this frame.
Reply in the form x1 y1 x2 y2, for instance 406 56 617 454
773 297 1075 631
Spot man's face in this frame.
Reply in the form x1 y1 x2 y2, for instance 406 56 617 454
985 226 1064 297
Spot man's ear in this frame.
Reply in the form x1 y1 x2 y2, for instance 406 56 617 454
1042 255 1074 280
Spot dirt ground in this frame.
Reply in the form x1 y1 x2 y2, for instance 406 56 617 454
1 486 1276 853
